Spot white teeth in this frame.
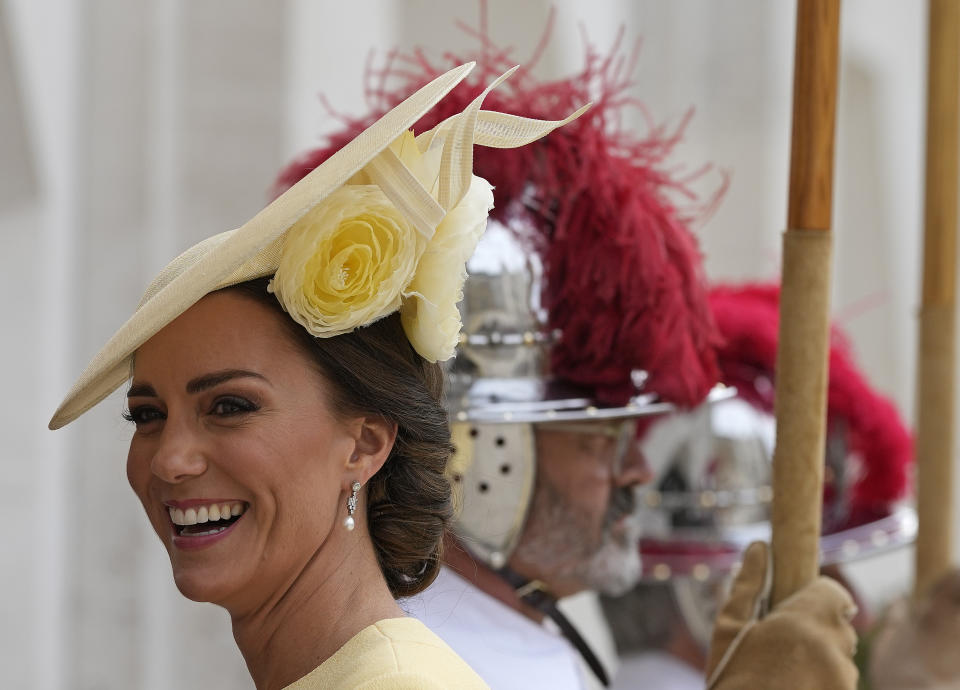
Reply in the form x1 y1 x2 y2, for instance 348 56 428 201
169 502 246 526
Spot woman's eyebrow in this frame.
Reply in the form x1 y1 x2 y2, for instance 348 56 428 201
185 369 268 394
127 382 157 398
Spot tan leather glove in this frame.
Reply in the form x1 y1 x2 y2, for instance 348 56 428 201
869 569 960 690
705 541 859 690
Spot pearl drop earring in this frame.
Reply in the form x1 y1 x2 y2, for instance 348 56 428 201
344 481 361 531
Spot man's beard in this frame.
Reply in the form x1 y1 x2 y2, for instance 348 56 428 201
512 481 642 596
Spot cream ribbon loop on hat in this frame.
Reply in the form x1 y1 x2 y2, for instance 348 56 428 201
365 147 445 241
49 62 589 431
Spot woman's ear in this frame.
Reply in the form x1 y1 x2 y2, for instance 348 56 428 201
345 415 398 485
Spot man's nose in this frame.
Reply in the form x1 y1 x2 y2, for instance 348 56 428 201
617 437 653 487
150 420 208 483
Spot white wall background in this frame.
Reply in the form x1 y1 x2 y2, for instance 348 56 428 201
0 0 946 687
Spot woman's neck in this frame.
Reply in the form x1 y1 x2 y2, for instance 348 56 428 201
229 530 404 690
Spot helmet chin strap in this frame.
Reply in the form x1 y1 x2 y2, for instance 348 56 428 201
495 565 610 688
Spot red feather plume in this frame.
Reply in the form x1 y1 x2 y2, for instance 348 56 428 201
708 283 913 528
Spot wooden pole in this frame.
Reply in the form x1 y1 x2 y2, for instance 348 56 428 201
770 0 841 606
915 0 960 597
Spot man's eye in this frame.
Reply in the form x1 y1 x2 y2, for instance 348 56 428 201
123 406 165 427
579 435 613 455
211 396 258 417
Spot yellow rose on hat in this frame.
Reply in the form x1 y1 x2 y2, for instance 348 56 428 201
269 183 426 337
269 128 494 360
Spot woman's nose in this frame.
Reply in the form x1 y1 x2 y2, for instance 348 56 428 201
617 438 654 488
150 422 207 483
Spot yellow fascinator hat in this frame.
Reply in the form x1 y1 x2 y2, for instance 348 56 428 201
48 63 587 430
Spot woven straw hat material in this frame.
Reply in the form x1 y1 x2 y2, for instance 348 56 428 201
49 62 587 430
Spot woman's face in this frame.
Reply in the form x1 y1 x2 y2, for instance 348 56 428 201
126 290 359 611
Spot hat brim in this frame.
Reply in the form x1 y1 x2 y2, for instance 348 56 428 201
49 63 478 430
449 380 735 425
637 505 917 580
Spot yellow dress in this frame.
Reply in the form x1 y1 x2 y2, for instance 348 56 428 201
282 617 490 689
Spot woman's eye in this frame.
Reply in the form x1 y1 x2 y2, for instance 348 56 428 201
210 396 258 417
123 406 165 427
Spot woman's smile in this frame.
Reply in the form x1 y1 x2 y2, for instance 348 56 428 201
165 499 250 550
125 291 358 605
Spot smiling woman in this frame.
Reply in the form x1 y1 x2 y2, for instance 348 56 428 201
123 286 454 687
47 63 586 689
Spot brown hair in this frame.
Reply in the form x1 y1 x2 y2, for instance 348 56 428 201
229 277 453 598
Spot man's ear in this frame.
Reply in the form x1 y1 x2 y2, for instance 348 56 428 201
344 415 398 486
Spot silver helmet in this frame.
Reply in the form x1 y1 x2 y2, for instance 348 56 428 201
598 387 917 655
635 390 916 582
445 221 730 569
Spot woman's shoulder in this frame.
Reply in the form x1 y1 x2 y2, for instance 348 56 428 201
284 617 489 689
